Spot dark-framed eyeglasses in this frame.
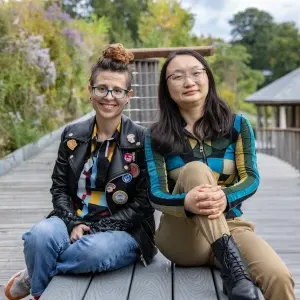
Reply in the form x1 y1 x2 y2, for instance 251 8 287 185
92 85 129 99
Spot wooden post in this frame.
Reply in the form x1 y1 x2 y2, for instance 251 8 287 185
271 106 278 155
263 106 271 152
272 106 277 127
263 106 268 128
279 106 287 129
256 105 262 148
295 105 300 128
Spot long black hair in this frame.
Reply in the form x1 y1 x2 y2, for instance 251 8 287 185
151 50 232 155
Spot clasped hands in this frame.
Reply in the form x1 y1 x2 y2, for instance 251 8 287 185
184 184 227 219
70 184 227 243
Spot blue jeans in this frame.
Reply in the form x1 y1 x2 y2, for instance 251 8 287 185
22 217 139 296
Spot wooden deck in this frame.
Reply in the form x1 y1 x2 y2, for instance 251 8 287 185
38 253 264 300
0 141 299 299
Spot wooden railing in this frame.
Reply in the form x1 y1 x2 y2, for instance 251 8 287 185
256 128 300 172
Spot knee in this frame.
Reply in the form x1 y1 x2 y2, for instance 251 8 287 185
76 232 137 270
23 217 68 249
83 231 134 258
80 235 111 261
180 162 215 185
182 161 208 174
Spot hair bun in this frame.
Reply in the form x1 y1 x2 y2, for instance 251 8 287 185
102 43 134 64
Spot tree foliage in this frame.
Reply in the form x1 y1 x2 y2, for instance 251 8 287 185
139 0 194 48
0 0 109 157
208 42 264 112
91 0 148 47
268 22 300 81
230 8 300 82
1 0 299 158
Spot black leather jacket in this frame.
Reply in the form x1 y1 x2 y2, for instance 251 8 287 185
48 115 157 265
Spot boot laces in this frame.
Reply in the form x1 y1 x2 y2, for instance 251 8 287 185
221 235 250 283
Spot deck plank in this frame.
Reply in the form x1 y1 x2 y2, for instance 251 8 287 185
83 265 134 300
173 266 217 300
39 274 93 300
128 252 172 300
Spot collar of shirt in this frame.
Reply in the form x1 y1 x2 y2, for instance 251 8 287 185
181 116 204 138
91 121 121 152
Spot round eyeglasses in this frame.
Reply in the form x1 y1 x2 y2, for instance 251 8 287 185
92 86 129 99
166 68 206 86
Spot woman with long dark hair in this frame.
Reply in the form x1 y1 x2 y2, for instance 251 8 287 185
145 50 294 300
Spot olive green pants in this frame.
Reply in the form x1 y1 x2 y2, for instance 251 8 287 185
155 162 295 300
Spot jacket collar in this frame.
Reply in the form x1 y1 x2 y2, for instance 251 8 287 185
119 115 144 149
67 114 144 149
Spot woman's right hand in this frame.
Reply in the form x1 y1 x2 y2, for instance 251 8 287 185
184 185 209 214
70 224 90 243
184 184 221 214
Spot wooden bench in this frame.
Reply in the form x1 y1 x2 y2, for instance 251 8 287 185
40 211 264 299
40 252 264 300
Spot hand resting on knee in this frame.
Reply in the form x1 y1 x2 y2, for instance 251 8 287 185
184 184 227 219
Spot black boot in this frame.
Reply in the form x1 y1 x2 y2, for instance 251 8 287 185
211 234 260 300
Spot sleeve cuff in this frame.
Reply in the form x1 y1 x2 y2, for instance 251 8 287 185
67 220 86 234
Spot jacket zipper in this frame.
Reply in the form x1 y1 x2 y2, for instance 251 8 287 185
198 139 208 165
144 218 155 235
138 244 148 267
184 130 208 165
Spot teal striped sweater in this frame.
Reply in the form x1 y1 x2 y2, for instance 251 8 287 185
144 114 260 219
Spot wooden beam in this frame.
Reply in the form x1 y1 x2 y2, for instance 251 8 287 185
245 100 300 105
128 45 214 59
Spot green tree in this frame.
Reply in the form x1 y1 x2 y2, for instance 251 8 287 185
230 8 300 85
0 0 109 157
268 22 300 81
229 8 275 71
208 42 264 112
91 0 148 47
138 0 194 48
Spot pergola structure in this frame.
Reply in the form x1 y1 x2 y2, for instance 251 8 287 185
245 67 300 130
245 68 300 171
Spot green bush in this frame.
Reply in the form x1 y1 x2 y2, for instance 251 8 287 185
0 0 109 158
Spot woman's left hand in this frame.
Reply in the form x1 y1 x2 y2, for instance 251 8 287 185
196 187 227 219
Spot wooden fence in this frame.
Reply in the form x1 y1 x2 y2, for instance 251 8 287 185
256 128 300 171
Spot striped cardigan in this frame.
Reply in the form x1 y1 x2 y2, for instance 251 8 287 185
145 114 260 219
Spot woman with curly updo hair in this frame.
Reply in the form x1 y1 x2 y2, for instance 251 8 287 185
4 44 157 300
